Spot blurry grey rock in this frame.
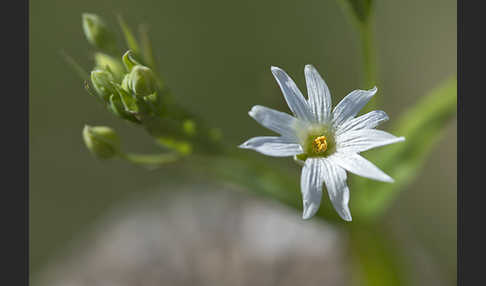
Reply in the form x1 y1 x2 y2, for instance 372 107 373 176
37 183 349 286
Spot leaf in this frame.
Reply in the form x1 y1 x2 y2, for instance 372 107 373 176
350 77 457 221
117 14 140 55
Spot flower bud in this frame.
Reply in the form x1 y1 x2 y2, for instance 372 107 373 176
82 13 117 53
127 65 157 96
94 53 124 79
90 69 115 101
82 125 120 159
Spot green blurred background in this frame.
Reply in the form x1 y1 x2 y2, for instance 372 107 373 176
30 0 456 284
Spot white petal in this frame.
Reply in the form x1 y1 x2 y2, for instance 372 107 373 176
329 152 394 182
320 158 352 221
304 64 332 124
336 110 389 136
332 86 378 128
271 66 313 122
239 136 303 157
336 129 405 153
248 105 304 139
300 158 324 219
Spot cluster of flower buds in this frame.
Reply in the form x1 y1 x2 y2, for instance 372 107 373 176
80 13 223 160
83 13 163 125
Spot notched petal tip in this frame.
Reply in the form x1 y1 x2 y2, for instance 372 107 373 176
336 203 352 221
248 105 259 117
376 110 389 121
341 213 352 222
337 205 352 222
271 66 290 80
302 201 319 220
302 214 313 220
304 64 316 71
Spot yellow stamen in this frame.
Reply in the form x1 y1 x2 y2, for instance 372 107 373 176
313 136 328 154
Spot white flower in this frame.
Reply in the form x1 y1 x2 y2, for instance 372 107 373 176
239 65 405 221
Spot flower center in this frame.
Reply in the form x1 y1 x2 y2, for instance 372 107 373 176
312 136 328 154
295 125 336 161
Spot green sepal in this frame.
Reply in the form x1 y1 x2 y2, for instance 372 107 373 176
117 15 140 55
142 92 165 116
108 94 140 123
94 53 124 80
112 83 139 113
139 24 157 70
122 50 142 72
60 50 89 80
90 69 116 101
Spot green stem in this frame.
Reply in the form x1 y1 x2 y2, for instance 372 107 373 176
347 223 408 286
360 21 376 89
359 18 379 112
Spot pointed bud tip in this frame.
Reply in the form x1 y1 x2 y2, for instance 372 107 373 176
122 50 141 72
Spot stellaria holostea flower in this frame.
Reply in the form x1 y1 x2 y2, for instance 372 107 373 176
239 65 405 221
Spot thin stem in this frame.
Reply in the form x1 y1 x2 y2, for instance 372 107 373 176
360 21 377 89
347 223 407 286
119 152 181 169
359 18 379 112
